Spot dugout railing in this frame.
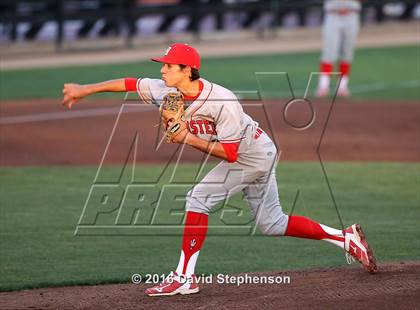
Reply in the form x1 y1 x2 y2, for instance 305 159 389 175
0 0 417 51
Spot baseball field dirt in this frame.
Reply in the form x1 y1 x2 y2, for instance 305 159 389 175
0 99 419 166
0 262 419 309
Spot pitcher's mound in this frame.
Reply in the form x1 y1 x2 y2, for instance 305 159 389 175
1 262 419 310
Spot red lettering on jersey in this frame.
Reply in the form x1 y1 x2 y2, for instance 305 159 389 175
188 120 199 134
196 120 204 134
187 119 217 135
203 120 213 134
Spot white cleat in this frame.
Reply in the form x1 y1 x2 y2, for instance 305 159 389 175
316 87 329 98
337 86 350 97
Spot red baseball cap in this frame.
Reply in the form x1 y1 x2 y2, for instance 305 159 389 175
152 43 201 70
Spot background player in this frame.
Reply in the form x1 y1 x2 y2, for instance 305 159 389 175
62 43 377 297
317 0 362 97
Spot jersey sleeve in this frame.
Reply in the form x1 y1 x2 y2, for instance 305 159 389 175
221 141 240 163
136 78 168 106
213 99 244 143
124 78 137 91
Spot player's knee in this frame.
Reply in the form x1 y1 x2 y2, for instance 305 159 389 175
259 224 281 236
258 213 289 236
185 189 211 214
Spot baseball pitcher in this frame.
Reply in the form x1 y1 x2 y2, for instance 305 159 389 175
62 43 377 297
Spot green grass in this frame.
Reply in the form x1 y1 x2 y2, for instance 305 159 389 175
1 162 419 291
1 45 418 101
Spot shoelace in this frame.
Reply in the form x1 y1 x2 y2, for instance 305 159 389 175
345 252 355 265
343 230 355 265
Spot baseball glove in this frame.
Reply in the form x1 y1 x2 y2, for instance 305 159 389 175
160 92 187 143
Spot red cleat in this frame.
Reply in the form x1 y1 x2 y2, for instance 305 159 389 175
145 272 199 297
344 224 378 274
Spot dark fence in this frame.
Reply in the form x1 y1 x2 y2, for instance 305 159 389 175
0 0 417 50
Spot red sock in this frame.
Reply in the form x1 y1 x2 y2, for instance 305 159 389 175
320 62 333 75
339 62 351 76
285 215 344 242
176 211 208 276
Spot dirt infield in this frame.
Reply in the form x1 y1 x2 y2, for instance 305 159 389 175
0 99 419 166
0 262 419 310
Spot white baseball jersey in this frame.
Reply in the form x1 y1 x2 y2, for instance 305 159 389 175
136 78 260 154
135 76 289 237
